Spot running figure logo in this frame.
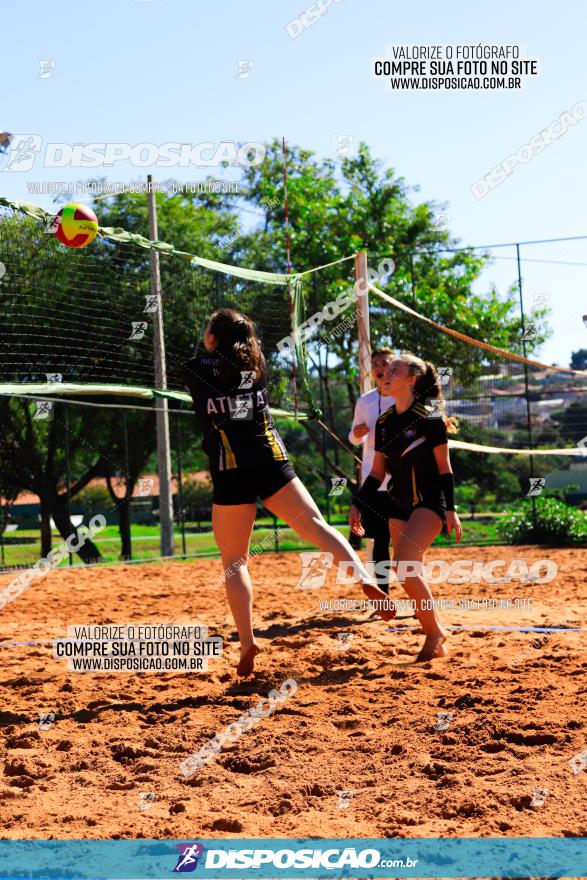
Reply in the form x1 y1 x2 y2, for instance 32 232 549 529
230 398 253 420
530 787 548 808
337 632 354 650
37 60 56 79
526 477 545 497
38 711 55 731
33 401 53 420
532 293 549 310
128 321 148 341
329 477 347 496
437 366 453 386
296 551 333 588
45 372 62 387
138 792 156 812
569 749 587 774
434 711 453 732
336 789 354 809
238 370 256 390
426 399 444 418
173 843 204 873
236 60 254 79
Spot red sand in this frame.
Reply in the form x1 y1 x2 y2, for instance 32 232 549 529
0 545 585 843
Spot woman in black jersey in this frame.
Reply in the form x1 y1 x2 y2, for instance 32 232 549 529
183 308 392 676
349 353 462 662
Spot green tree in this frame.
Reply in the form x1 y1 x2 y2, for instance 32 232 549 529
231 140 550 486
551 401 587 446
570 349 587 371
0 192 229 561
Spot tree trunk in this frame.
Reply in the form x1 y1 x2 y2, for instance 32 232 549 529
118 499 132 561
106 475 135 561
49 491 103 564
39 496 52 559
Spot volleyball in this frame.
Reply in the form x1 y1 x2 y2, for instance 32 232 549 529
55 203 99 249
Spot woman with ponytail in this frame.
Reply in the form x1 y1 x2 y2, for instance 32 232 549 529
349 352 462 662
184 308 391 677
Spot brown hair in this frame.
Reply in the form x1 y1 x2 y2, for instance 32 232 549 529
397 352 458 434
371 347 394 359
208 308 265 385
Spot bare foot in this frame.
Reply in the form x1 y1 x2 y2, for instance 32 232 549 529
416 631 449 663
362 583 397 622
237 643 261 677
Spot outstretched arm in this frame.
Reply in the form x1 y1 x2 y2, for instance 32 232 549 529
349 452 387 535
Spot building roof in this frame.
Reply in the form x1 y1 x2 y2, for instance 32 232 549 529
3 471 211 507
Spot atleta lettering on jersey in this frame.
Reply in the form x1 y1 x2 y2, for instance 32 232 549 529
206 391 266 415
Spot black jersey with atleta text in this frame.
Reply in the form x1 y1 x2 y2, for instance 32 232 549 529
183 354 288 473
374 400 448 506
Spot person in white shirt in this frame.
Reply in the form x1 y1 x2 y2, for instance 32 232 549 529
348 348 395 593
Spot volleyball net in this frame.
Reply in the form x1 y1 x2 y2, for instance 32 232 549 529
298 242 587 517
0 196 316 418
0 195 586 568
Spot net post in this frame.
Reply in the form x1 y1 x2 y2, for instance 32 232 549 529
355 251 372 394
516 242 536 528
64 403 72 566
174 413 187 559
147 175 174 558
122 408 132 562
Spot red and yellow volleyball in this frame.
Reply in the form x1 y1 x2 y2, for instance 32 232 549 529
55 203 99 248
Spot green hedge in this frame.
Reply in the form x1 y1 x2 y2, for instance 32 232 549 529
497 497 587 545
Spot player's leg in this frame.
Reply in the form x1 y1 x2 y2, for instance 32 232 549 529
388 517 408 610
211 502 259 674
369 493 393 594
392 507 449 661
262 477 394 619
372 530 390 592
389 518 407 551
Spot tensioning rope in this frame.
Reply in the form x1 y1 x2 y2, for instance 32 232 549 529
368 281 587 377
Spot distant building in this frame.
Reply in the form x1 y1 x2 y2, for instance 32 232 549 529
1 472 211 529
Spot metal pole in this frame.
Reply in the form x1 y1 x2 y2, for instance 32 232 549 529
314 274 331 523
409 248 418 355
175 414 187 558
123 409 132 561
516 243 536 524
355 251 372 395
64 404 72 566
319 345 331 524
147 174 174 557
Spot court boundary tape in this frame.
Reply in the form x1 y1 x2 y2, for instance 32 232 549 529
386 623 584 633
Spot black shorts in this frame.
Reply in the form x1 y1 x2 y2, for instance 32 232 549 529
212 461 297 505
388 494 447 529
360 490 391 540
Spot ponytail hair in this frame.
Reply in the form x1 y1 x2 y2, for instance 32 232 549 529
398 352 458 434
207 308 265 386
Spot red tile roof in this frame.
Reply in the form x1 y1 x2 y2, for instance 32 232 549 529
3 471 211 507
